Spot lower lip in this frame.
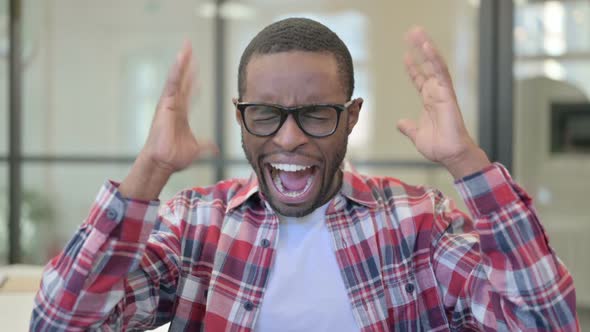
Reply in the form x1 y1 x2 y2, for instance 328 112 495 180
265 166 319 205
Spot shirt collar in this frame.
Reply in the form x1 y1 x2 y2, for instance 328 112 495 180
225 168 379 213
226 172 260 213
338 170 379 208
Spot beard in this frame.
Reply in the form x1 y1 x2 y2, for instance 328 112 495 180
241 135 347 217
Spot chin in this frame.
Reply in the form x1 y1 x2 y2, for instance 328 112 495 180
267 200 318 218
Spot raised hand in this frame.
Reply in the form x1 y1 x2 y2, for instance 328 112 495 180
397 27 490 179
120 42 218 199
141 42 217 173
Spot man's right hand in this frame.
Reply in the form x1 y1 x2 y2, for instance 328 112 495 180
119 42 218 200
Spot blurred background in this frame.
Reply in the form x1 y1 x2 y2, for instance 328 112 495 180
0 0 589 330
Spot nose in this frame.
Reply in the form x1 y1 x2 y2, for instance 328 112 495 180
271 114 309 151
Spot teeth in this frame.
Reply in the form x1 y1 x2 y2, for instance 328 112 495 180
270 163 312 172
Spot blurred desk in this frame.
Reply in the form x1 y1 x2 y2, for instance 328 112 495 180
0 265 170 331
0 265 43 332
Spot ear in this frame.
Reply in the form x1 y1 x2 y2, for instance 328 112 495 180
232 97 243 125
346 98 363 135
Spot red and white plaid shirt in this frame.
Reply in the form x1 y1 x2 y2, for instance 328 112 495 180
31 163 579 331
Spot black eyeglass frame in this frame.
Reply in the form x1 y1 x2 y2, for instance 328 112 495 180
235 100 355 138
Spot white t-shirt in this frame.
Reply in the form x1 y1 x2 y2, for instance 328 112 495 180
254 203 360 332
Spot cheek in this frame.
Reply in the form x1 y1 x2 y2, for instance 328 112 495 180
242 134 266 158
317 136 345 159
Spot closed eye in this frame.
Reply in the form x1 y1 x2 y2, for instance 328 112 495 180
302 114 330 121
254 116 279 122
300 107 335 121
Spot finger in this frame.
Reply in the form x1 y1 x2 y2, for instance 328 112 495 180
178 59 196 110
161 41 193 103
175 41 193 96
404 27 431 90
396 119 418 144
408 28 452 82
405 27 456 95
407 26 442 61
404 26 430 52
180 58 194 96
404 52 426 92
421 41 454 90
417 50 436 79
181 51 198 97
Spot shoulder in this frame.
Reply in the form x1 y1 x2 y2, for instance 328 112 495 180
351 172 470 248
345 171 458 234
161 177 253 222
345 170 441 207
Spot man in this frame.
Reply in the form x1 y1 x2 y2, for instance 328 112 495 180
31 18 578 331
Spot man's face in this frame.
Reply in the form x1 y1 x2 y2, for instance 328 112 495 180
236 51 361 217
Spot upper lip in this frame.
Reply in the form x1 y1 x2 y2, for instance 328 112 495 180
263 153 320 168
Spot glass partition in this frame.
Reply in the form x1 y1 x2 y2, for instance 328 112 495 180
21 164 213 265
514 0 590 325
21 0 216 156
18 0 216 265
0 0 8 265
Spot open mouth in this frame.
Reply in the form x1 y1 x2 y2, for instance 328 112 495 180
265 163 320 204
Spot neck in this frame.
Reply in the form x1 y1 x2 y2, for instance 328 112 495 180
317 168 343 207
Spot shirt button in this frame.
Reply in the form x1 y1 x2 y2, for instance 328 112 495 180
244 301 255 311
260 239 271 248
405 283 415 294
106 208 118 221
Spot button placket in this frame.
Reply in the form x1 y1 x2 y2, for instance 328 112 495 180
260 238 271 248
106 208 118 221
244 301 255 311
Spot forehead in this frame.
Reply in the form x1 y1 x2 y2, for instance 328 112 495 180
243 51 345 105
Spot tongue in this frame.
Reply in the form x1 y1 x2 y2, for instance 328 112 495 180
278 168 314 191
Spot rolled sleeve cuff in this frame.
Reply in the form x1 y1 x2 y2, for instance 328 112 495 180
86 180 161 243
454 163 527 217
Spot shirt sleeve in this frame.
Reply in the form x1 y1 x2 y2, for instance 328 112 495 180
30 181 183 331
432 163 580 331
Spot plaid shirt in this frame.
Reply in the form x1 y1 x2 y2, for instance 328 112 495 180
31 163 579 331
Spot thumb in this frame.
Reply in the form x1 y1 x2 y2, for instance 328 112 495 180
397 119 418 144
197 139 220 157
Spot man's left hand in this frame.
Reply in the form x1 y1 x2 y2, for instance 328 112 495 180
397 27 491 179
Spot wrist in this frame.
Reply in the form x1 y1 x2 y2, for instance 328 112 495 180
444 146 491 180
119 152 173 200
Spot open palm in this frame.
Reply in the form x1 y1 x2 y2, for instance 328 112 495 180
397 27 477 166
142 42 217 174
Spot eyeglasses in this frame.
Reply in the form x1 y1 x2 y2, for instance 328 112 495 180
236 100 354 138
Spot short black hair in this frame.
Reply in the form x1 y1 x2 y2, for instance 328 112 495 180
238 17 354 100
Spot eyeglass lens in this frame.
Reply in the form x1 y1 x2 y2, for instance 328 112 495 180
244 105 338 137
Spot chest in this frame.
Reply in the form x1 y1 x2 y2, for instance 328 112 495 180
170 208 450 331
